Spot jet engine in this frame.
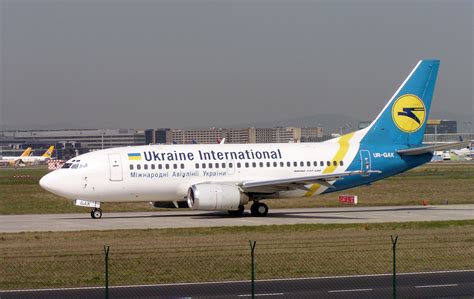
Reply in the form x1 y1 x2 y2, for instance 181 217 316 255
187 183 248 211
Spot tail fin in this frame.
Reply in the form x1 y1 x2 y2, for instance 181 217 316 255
362 60 440 146
42 146 55 158
20 147 32 157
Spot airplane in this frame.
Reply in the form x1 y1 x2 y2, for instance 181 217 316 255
16 146 55 165
0 147 33 166
40 60 461 219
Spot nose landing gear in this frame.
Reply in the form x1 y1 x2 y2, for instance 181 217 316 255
91 208 102 219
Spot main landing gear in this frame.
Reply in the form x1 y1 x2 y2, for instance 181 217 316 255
250 202 268 217
227 202 269 217
91 208 102 219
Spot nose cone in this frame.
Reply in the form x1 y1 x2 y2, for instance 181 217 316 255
39 171 59 194
40 170 76 199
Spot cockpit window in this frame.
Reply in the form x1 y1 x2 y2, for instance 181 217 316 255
62 162 87 169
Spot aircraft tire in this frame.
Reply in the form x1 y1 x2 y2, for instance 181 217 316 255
92 208 102 219
250 202 268 217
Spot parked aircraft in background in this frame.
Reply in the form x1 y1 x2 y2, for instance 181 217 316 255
0 147 32 166
40 60 462 219
22 146 55 165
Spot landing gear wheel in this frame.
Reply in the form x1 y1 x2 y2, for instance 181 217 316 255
91 208 102 219
228 205 245 217
250 202 268 217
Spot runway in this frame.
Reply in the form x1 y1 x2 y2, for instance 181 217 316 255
1 270 473 298
1 204 473 233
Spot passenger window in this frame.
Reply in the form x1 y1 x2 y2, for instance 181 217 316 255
280 162 284 167
151 164 155 170
181 164 185 169
326 161 331 166
300 161 304 167
293 162 298 167
215 163 219 169
273 162 277 167
245 162 249 168
252 162 257 168
137 164 141 170
129 165 134 170
158 164 162 169
202 163 206 169
307 161 311 167
339 161 344 166
144 164 148 170
222 163 226 168
165 164 170 169
266 162 271 167
229 163 233 168
173 164 177 169
237 162 241 168
320 161 324 166
287 161 291 167
313 161 318 167
195 163 200 169
208 163 213 169
259 162 263 167
333 161 337 166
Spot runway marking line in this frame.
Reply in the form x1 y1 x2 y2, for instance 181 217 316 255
238 293 284 297
328 288 373 293
415 284 458 288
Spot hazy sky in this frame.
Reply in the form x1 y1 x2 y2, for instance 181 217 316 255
1 0 472 130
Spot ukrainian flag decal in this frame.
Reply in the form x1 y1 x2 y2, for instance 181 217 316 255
128 153 142 160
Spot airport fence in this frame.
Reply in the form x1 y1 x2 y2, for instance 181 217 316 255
1 233 473 298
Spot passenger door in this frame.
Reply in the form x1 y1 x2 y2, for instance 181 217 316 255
108 153 123 181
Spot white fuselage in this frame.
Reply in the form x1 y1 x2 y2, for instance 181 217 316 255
40 139 362 203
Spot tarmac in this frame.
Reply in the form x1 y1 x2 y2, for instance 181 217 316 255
1 204 473 233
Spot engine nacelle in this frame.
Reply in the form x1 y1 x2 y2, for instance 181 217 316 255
187 183 248 211
151 201 188 209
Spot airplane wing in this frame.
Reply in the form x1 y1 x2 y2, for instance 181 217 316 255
238 170 381 193
397 142 470 156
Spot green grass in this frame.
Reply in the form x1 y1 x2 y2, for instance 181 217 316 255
1 163 473 215
1 220 473 289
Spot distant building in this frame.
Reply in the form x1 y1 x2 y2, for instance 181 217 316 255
145 126 323 144
358 121 372 130
425 120 457 134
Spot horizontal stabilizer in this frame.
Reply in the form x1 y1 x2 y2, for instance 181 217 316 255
397 142 470 156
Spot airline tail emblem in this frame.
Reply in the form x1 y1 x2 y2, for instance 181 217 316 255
42 146 55 158
20 147 32 157
391 94 426 133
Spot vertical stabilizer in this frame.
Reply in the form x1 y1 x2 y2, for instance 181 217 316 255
362 60 440 146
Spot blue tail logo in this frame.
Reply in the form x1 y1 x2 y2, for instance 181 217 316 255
391 94 426 133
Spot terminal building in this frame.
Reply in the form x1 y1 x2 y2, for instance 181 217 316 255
0 129 145 159
425 120 457 134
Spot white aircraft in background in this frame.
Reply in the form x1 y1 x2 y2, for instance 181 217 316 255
0 147 32 166
40 60 461 219
450 146 472 159
14 146 55 165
